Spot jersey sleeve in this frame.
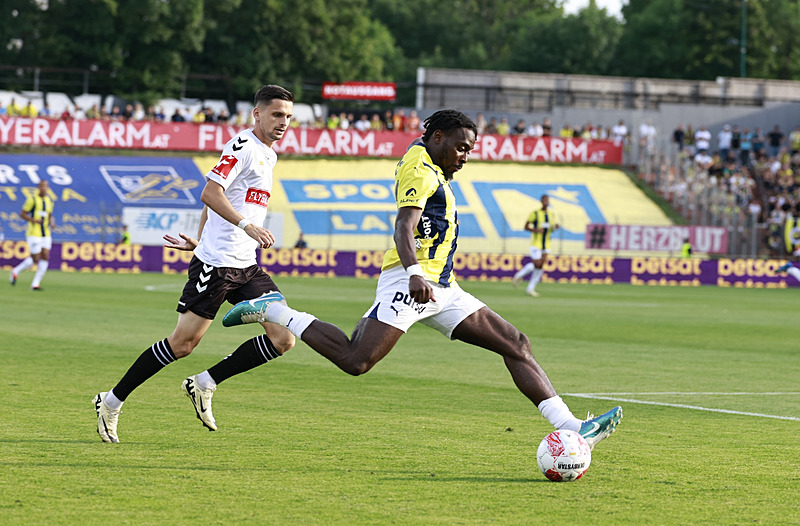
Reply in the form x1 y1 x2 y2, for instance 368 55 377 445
527 210 538 227
21 196 34 214
205 138 252 191
395 161 438 210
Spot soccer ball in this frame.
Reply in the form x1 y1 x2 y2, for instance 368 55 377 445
536 430 592 482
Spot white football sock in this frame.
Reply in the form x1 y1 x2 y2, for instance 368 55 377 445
538 395 582 431
31 259 49 288
13 256 34 275
196 370 217 390
514 262 535 281
527 267 544 292
266 303 317 339
104 390 124 411
788 267 800 282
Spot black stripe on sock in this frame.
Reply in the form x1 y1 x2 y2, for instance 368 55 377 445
254 334 280 362
151 339 176 366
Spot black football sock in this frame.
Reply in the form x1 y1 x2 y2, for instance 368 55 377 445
207 335 281 384
112 339 177 401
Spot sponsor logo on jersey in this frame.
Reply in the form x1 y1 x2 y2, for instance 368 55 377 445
231 137 248 152
420 214 433 238
212 155 238 179
245 188 271 208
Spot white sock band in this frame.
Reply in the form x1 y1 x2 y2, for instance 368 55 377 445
14 256 34 274
515 262 534 281
538 395 581 432
196 370 217 390
266 303 317 339
105 390 124 411
32 259 49 287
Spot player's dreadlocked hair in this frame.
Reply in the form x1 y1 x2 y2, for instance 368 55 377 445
422 110 477 142
254 84 294 107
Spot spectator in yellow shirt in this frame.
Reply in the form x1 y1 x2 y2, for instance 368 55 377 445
7 98 22 117
21 101 39 118
496 117 510 136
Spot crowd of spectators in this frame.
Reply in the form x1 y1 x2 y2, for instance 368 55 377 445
660 122 800 256
0 96 636 145
0 96 252 126
320 110 633 142
6 91 798 256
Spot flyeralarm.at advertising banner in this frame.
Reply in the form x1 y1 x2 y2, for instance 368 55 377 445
584 224 729 254
0 243 794 288
0 118 623 164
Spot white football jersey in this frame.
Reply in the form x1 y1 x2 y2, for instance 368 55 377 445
194 128 277 268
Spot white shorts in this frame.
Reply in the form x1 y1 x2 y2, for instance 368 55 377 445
363 265 485 339
27 236 52 255
529 246 550 260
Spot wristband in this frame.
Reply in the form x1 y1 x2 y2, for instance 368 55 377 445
405 264 424 278
237 219 250 230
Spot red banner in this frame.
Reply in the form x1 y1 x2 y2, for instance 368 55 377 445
322 81 396 101
0 117 622 164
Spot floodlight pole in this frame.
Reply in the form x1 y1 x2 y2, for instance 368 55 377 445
740 0 747 77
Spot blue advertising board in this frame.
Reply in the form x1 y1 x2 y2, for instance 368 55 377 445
0 154 206 242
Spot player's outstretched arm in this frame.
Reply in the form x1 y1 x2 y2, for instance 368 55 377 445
163 205 205 251
163 233 198 251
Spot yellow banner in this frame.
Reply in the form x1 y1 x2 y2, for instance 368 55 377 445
193 157 670 254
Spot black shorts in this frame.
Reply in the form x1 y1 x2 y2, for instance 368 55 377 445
176 256 281 319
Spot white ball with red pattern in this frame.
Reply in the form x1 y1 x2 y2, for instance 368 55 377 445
536 430 592 482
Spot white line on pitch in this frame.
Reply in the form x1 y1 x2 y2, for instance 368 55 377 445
568 392 800 396
145 284 181 292
563 393 800 422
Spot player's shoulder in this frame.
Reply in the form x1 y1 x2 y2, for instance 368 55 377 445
224 129 257 153
399 141 438 176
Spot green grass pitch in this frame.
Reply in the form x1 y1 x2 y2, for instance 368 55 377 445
1 271 799 525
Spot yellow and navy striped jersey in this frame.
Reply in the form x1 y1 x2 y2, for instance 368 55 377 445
528 208 554 250
22 193 54 238
381 141 459 286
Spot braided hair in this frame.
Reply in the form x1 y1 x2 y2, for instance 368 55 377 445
422 110 477 142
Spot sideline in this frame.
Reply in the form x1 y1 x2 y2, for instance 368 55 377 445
564 392 800 422
144 283 182 292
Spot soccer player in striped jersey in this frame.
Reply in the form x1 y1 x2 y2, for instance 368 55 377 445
224 110 622 449
512 195 559 297
93 85 297 443
777 262 800 282
10 180 55 290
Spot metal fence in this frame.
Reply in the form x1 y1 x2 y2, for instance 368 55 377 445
636 146 763 258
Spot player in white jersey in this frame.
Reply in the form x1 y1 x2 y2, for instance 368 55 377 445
93 85 296 443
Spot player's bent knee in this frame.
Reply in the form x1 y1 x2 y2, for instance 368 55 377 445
172 345 194 359
506 331 533 361
340 356 374 376
273 333 296 354
168 337 201 358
